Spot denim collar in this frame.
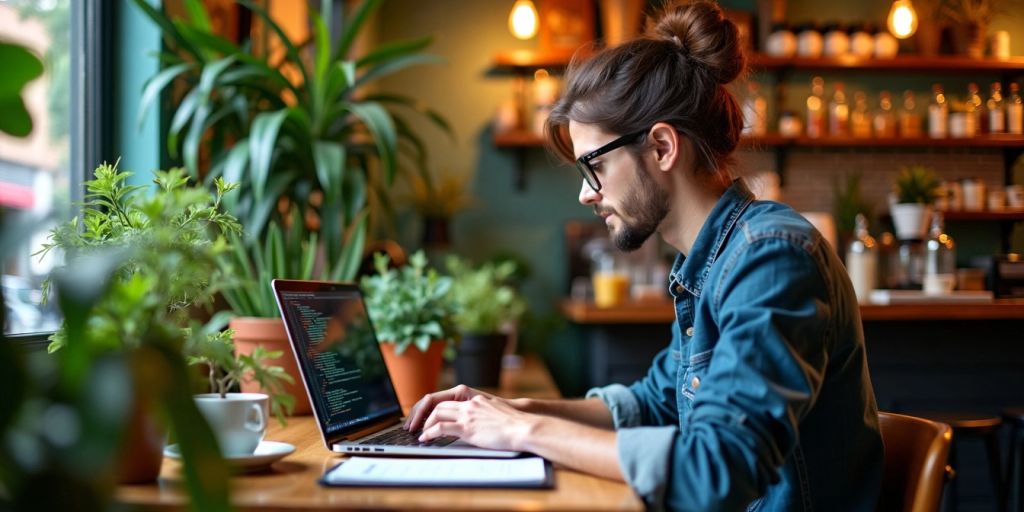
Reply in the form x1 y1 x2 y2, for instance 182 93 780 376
669 180 754 297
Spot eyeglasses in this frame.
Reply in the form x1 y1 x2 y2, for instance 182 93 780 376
575 129 648 193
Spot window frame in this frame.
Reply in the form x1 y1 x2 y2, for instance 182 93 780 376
6 0 112 349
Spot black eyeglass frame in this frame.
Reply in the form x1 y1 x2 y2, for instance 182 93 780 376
575 129 649 193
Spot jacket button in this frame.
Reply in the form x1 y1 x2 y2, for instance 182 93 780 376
685 326 694 337
674 284 684 294
691 376 700 389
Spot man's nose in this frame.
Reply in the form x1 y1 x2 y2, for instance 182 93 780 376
579 180 600 205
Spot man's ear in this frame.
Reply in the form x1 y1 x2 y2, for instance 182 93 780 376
649 122 683 173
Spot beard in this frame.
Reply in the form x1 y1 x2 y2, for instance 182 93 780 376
597 159 671 252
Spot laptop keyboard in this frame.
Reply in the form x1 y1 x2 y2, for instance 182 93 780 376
358 427 458 447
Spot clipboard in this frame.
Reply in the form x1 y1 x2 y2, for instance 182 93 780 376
319 456 555 489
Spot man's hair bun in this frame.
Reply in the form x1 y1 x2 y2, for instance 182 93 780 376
649 1 746 85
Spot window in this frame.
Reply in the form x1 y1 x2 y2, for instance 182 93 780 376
1 0 104 338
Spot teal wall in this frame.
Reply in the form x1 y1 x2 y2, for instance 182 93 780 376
113 0 161 186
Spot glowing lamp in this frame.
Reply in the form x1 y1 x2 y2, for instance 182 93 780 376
509 0 539 40
887 0 918 39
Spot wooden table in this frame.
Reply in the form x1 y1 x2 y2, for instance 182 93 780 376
116 356 643 511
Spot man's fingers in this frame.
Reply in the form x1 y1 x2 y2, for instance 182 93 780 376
419 420 462 442
422 402 460 432
405 388 463 430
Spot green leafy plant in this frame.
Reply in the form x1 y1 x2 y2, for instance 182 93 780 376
12 163 240 510
37 162 293 421
406 168 476 220
0 41 43 137
360 250 459 355
833 172 875 238
940 0 1009 25
893 165 941 204
445 256 527 334
132 0 452 320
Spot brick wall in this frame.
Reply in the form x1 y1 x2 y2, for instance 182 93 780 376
735 148 1006 215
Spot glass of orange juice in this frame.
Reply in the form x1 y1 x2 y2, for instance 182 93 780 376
593 271 630 307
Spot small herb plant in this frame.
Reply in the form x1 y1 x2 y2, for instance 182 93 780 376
893 165 940 204
445 256 526 334
360 250 459 355
37 162 293 422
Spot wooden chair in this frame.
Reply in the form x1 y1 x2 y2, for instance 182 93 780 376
877 412 953 512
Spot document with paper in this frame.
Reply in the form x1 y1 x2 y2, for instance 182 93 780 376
321 456 553 489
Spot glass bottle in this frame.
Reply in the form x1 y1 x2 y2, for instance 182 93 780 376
742 81 768 137
829 82 850 137
846 214 878 304
923 212 956 295
988 82 1005 134
873 90 896 138
928 83 948 138
899 90 922 137
807 76 826 138
1009 82 1023 135
966 83 982 135
851 91 872 138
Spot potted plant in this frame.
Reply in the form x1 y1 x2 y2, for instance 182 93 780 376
833 172 875 257
445 256 527 387
405 168 476 251
132 0 451 414
890 165 940 241
31 162 247 508
360 250 459 408
940 0 1008 57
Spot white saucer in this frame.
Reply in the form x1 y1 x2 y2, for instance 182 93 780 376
164 441 295 472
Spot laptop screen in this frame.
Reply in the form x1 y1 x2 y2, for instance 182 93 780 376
274 282 401 436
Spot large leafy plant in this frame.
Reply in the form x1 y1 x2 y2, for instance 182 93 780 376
445 256 527 334
133 0 451 318
361 251 459 355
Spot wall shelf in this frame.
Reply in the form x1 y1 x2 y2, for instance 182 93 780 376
748 54 1024 73
942 210 1024 221
494 130 546 147
741 134 1024 148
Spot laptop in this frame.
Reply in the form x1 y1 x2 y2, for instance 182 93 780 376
272 279 522 458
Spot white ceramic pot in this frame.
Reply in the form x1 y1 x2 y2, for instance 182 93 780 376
194 393 268 456
891 203 932 241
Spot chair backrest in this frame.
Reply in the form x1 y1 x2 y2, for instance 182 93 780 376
877 411 953 512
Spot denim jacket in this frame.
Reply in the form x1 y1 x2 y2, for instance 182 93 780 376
588 182 884 511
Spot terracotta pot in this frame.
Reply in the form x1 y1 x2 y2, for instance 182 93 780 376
230 317 312 415
115 396 165 484
379 341 445 409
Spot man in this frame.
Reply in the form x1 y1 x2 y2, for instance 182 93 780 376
408 2 883 509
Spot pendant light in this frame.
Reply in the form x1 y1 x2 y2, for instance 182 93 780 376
509 0 539 40
887 0 918 39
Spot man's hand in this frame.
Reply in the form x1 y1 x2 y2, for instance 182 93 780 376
418 394 535 451
403 384 495 432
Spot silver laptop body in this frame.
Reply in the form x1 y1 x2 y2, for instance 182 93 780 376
272 279 521 458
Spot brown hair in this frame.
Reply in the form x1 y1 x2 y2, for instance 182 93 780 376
545 0 746 178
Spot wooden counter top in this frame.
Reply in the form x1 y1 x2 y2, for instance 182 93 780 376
115 355 642 511
560 298 1024 323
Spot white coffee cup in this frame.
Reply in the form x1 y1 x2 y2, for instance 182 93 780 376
194 393 268 456
961 178 986 211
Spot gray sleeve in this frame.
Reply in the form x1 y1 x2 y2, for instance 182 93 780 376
585 383 642 428
616 426 677 511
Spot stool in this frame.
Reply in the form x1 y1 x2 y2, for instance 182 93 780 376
917 412 1004 512
1004 408 1024 512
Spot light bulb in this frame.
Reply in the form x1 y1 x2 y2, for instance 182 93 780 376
887 0 918 39
509 0 539 40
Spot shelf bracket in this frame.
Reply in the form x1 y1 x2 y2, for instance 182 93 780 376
514 148 528 191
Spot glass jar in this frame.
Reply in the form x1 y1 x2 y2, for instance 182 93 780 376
923 212 956 295
849 24 874 58
846 214 878 304
766 23 797 58
797 23 824 58
874 30 898 59
823 22 849 57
